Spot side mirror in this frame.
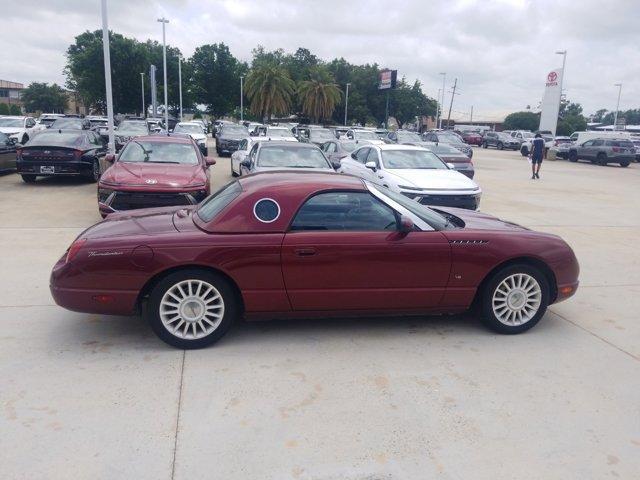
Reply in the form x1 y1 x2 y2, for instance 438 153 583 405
240 158 251 168
398 215 414 234
331 159 341 170
364 161 377 171
350 152 357 159
204 156 216 166
446 162 455 169
105 153 116 163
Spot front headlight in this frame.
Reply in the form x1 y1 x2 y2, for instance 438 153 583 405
97 188 113 203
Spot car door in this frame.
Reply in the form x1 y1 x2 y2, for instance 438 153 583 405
578 140 594 160
0 134 16 171
242 144 259 175
281 191 451 311
339 146 367 175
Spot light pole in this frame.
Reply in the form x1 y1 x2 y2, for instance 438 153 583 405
614 83 622 128
436 88 441 129
439 72 446 128
178 54 183 122
240 76 244 122
344 83 351 126
157 17 169 133
101 0 115 153
140 72 145 118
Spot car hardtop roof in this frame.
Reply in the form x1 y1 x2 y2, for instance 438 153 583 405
176 121 203 126
239 170 365 193
373 143 427 151
1 115 28 119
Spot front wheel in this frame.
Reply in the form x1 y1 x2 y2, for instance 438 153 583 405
568 151 578 162
520 146 529 156
480 265 549 334
597 153 607 166
497 142 504 150
482 142 488 149
146 269 238 349
619 161 630 168
86 159 100 182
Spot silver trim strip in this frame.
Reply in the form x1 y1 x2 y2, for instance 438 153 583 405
365 182 434 231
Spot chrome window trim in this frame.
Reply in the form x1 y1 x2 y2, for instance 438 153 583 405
365 181 434 232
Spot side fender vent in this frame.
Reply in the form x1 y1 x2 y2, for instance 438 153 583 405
449 239 489 245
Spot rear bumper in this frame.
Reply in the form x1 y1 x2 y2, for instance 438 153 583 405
17 159 93 176
553 281 579 304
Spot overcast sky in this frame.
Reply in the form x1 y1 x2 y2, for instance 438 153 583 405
1 0 638 120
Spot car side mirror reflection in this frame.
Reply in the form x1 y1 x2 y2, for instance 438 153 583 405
331 159 341 170
365 161 377 171
204 156 216 166
398 216 414 234
105 153 116 163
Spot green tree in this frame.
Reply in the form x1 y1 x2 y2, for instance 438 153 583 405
21 82 68 113
190 43 245 117
0 104 9 115
9 104 22 115
503 111 540 131
245 62 295 121
591 108 608 123
390 79 437 128
297 66 342 123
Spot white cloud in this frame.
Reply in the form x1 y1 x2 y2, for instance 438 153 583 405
0 0 638 117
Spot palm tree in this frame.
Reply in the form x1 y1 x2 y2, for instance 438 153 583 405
297 68 342 123
244 63 295 121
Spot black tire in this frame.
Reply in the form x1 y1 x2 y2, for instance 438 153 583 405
86 158 100 182
482 142 488 149
497 142 504 150
145 269 238 349
520 146 529 157
21 174 37 183
480 264 549 334
230 158 238 177
596 152 607 166
568 151 578 162
619 161 630 168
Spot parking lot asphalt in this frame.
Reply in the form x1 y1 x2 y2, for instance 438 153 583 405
1 140 639 479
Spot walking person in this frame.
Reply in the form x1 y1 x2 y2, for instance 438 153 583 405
529 133 545 179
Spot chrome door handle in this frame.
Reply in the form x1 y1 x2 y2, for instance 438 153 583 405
294 247 317 257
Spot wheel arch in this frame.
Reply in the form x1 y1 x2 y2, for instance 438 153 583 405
472 256 558 308
136 264 245 316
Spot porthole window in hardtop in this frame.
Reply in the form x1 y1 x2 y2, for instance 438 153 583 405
254 198 281 223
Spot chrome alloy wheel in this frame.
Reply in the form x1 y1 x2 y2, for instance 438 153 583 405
491 273 542 326
159 279 225 339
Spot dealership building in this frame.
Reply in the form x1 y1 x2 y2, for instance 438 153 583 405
0 80 24 108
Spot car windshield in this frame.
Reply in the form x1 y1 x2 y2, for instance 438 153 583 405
0 118 23 127
0 132 8 142
196 181 242 223
353 131 379 140
438 133 464 144
119 141 198 164
118 121 148 133
27 131 85 147
222 125 249 134
258 146 331 169
396 132 422 142
423 144 466 156
369 183 449 230
51 119 83 129
309 129 334 141
175 124 203 134
521 132 535 139
381 149 447 170
266 127 292 136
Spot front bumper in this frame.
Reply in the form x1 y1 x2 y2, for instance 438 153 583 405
17 159 93 176
98 188 208 215
216 140 240 153
402 191 481 210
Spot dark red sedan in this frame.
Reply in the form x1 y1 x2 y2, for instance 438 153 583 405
97 135 215 217
458 131 483 146
51 172 579 349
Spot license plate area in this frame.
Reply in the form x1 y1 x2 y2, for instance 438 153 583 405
40 166 55 174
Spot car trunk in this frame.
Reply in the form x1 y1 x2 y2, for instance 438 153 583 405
20 146 81 163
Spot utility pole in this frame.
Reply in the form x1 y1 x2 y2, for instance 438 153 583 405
385 90 390 129
470 105 473 124
446 78 458 129
140 72 145 118
436 88 441 129
157 17 169 133
240 76 244 122
178 54 183 122
100 0 115 153
439 72 446 128
344 83 351 126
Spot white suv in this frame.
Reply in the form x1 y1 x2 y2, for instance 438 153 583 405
0 116 44 144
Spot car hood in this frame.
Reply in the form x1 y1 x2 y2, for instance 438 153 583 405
100 162 206 188
185 133 206 141
0 127 24 134
434 207 530 231
81 206 183 239
387 168 479 190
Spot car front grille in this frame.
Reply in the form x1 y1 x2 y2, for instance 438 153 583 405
412 193 479 210
110 192 192 211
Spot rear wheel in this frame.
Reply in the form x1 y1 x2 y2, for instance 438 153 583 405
597 152 607 166
481 265 549 334
21 174 37 183
619 161 630 167
482 142 488 149
568 151 578 162
146 269 238 349
497 142 504 150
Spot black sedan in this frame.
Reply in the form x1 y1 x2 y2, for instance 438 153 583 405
0 132 18 173
216 124 249 156
16 129 107 183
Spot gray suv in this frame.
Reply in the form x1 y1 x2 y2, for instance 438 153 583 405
568 138 635 167
482 132 520 150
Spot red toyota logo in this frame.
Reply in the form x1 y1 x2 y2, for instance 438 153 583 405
547 71 557 83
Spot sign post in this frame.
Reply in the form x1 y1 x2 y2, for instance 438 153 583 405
379 69 397 128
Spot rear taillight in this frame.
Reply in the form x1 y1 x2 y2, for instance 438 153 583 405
66 238 87 263
74 149 83 160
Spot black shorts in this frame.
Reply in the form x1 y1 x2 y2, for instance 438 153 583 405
531 155 543 165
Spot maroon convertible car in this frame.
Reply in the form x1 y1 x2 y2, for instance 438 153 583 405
51 172 579 349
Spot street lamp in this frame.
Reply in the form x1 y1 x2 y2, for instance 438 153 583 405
344 83 351 126
240 76 244 122
101 0 115 153
614 83 623 128
157 17 169 133
439 72 446 128
140 72 145 118
178 54 183 122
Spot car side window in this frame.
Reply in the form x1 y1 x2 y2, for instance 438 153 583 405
366 148 380 167
290 192 398 232
592 140 604 147
355 147 370 163
582 140 593 147
239 139 247 150
325 142 336 153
